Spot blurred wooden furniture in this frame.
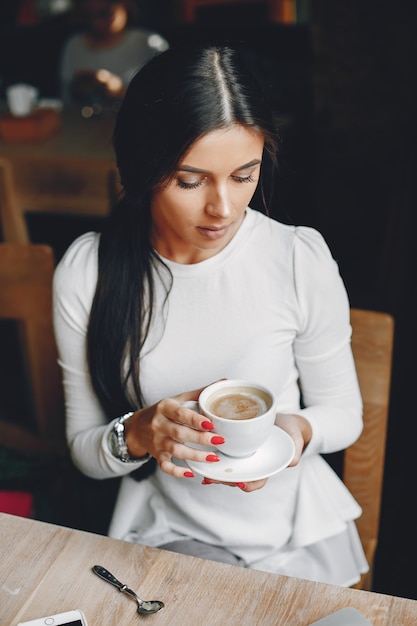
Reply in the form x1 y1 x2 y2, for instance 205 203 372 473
348 308 394 591
0 157 29 243
179 0 297 23
0 243 66 454
3 512 417 625
0 107 120 244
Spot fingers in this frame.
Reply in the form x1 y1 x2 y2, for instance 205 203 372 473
158 453 196 479
201 477 268 492
155 432 223 464
160 398 210 430
156 399 224 451
174 378 227 405
149 399 226 475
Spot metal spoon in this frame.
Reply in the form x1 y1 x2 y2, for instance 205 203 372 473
92 564 164 615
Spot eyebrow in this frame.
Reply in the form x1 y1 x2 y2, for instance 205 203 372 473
177 159 262 175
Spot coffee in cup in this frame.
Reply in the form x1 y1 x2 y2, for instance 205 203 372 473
207 389 270 420
199 380 277 457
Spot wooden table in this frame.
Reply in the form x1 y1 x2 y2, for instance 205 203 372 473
0 106 120 219
1 513 416 626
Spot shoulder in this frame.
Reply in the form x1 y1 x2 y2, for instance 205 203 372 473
125 28 169 47
125 28 169 52
291 227 349 330
293 225 335 266
57 231 99 266
246 210 328 260
248 209 344 292
54 232 99 297
292 225 339 282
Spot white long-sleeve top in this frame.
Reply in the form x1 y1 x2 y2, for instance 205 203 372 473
53 208 366 584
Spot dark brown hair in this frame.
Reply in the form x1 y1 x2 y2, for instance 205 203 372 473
87 44 279 418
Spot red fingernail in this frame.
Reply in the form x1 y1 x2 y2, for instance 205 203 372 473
206 454 220 462
202 478 213 484
210 436 225 445
184 471 195 478
236 482 246 489
202 421 215 430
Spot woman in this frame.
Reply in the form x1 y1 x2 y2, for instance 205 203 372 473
53 45 368 585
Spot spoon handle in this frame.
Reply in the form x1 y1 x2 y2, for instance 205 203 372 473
92 564 138 602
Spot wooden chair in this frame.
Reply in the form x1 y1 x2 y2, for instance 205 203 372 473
347 308 394 590
0 157 30 244
0 243 66 455
0 156 120 246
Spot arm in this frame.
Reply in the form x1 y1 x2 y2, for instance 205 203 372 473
239 228 362 493
292 227 363 457
53 233 128 479
53 234 225 480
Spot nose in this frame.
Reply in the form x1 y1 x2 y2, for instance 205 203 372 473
205 184 232 218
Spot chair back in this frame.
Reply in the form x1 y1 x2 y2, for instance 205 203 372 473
347 308 394 590
0 156 120 247
0 243 66 454
0 157 30 243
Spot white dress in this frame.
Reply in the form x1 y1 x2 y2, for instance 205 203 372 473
53 208 368 586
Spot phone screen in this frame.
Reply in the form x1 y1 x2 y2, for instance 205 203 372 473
17 610 87 626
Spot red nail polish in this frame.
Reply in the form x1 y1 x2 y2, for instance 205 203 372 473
202 421 215 431
202 478 213 484
184 471 195 478
210 436 225 445
206 454 220 462
236 482 246 489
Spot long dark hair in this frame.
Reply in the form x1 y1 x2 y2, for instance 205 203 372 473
87 45 279 419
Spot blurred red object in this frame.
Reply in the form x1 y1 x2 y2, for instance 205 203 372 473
0 491 33 517
17 0 40 26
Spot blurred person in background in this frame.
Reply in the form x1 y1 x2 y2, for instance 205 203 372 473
60 0 169 109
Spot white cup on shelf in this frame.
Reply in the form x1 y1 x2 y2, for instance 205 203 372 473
6 83 39 117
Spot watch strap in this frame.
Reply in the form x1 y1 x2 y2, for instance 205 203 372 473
109 412 150 463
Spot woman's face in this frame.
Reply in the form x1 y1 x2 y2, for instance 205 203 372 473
150 125 264 264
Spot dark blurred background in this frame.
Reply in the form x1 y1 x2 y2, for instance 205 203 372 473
0 0 416 601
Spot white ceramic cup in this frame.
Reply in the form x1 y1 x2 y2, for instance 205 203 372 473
6 83 39 117
198 379 277 457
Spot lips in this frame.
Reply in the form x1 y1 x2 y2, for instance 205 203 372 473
197 225 230 240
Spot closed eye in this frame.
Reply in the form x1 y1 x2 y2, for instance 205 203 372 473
232 174 256 184
176 178 205 190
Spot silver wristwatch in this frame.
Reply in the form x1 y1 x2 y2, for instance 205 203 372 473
109 412 138 462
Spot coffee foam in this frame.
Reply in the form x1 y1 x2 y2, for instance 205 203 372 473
208 392 267 420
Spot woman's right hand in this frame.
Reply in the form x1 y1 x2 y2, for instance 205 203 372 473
123 387 225 478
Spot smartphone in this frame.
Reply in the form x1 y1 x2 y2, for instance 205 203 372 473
17 609 88 626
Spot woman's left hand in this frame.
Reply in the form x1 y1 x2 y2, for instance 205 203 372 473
201 412 312 492
274 412 312 466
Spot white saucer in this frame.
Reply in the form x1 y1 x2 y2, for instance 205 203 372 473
185 426 295 482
